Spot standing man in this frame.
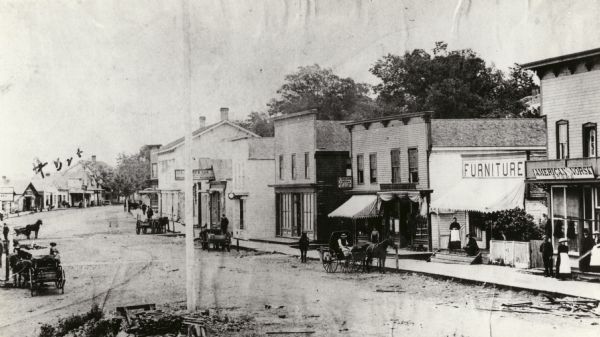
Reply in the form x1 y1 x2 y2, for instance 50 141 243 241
298 232 309 263
540 214 550 237
220 214 229 235
370 227 380 243
3 223 9 242
141 203 147 216
580 229 596 272
539 236 554 277
147 205 154 220
448 217 461 250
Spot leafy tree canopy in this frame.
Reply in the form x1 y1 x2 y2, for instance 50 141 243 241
370 42 539 118
267 64 379 121
483 208 544 241
234 112 274 137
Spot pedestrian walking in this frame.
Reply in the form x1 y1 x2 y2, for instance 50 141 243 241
580 229 596 272
556 238 571 280
220 214 229 235
539 236 554 277
299 232 309 263
448 217 461 250
147 206 154 220
3 223 9 242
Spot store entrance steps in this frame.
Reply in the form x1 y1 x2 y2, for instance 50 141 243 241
429 250 482 265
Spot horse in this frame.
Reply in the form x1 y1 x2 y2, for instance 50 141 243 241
9 254 32 287
16 220 43 240
365 237 398 273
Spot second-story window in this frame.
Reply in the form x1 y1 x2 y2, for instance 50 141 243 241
291 154 296 180
151 163 158 178
408 148 419 183
369 153 377 183
583 123 597 158
391 149 401 183
304 152 310 179
556 120 569 159
357 154 364 184
279 155 284 180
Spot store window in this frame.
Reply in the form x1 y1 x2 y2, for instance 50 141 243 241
357 154 364 184
408 148 419 183
556 120 569 159
278 155 284 180
551 186 580 253
291 154 296 180
151 163 158 178
391 149 401 183
583 123 597 158
369 153 377 183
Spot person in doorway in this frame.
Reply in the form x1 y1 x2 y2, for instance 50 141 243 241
147 206 154 220
463 234 479 256
299 232 310 263
540 236 554 277
448 217 461 250
370 227 380 243
3 223 9 242
338 233 352 257
580 229 596 272
556 238 571 280
220 214 229 235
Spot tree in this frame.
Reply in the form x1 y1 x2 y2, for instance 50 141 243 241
370 42 539 118
485 208 544 241
112 151 150 197
267 64 380 120
234 112 274 137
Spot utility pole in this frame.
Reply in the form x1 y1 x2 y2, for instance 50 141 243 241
181 0 196 311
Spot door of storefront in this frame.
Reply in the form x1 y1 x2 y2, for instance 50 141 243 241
383 198 418 248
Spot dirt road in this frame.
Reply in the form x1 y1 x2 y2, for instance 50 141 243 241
1 207 598 337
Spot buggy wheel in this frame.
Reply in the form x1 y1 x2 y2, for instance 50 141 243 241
136 223 141 235
29 269 35 297
56 266 65 294
321 251 337 273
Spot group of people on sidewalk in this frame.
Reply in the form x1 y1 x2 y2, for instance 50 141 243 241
540 229 599 280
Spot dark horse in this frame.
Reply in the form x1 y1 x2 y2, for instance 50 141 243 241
366 237 398 273
14 219 43 240
9 254 32 287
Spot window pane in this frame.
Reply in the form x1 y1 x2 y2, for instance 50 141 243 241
566 187 580 219
552 187 565 218
369 153 377 183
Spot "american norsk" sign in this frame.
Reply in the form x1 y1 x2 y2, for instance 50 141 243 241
533 166 595 180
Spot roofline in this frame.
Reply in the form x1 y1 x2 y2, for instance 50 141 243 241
344 111 433 126
431 146 547 151
272 109 318 121
520 47 600 70
431 117 545 122
158 120 260 153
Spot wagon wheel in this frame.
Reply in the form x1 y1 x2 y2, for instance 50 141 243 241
143 227 147 234
56 266 65 294
29 269 35 297
340 258 352 273
136 221 141 235
321 250 337 273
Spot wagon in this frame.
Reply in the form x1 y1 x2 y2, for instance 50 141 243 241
319 230 368 273
199 228 231 251
28 255 65 296
136 217 168 235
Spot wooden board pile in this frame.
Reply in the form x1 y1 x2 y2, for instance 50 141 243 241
126 310 183 336
500 295 600 319
183 310 255 335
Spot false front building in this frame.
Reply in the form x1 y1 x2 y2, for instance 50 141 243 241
523 48 600 265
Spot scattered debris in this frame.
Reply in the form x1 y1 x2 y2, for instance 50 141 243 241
265 331 315 335
278 314 287 319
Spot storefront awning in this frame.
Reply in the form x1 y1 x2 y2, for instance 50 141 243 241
328 195 380 219
431 179 524 213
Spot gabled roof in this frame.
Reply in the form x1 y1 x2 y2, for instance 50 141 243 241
159 120 260 153
0 178 30 195
431 118 546 148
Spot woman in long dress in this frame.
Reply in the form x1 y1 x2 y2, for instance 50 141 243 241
448 217 461 250
556 238 571 280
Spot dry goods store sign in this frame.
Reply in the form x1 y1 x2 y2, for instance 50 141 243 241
463 158 525 178
533 166 595 180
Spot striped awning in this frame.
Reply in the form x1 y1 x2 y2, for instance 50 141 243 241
328 195 380 219
431 179 524 213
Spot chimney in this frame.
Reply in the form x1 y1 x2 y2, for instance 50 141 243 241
199 116 206 128
220 107 229 121
91 155 96 163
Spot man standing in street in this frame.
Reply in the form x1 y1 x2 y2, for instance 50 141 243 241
3 223 9 242
580 230 596 272
147 205 154 220
220 214 229 235
539 235 554 277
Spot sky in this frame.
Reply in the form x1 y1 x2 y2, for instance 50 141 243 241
2 0 600 179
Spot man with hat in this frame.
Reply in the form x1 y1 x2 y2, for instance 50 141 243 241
49 242 61 261
338 233 352 257
556 238 571 280
539 235 554 277
3 223 9 242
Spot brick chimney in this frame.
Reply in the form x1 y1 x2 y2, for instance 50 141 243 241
91 155 96 163
220 107 229 121
199 116 206 128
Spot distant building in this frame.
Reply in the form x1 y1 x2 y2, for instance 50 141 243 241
523 47 600 262
272 110 350 241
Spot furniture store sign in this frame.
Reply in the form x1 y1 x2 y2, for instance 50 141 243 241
533 166 595 180
463 158 525 178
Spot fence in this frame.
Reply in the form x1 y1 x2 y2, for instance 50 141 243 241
489 240 544 269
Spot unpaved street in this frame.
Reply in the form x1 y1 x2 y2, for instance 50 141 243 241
1 207 598 337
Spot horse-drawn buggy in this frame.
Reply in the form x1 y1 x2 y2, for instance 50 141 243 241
318 231 397 273
13 220 43 239
136 216 168 235
9 244 65 296
199 227 231 251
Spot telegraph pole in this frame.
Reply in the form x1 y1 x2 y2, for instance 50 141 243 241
181 0 197 311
